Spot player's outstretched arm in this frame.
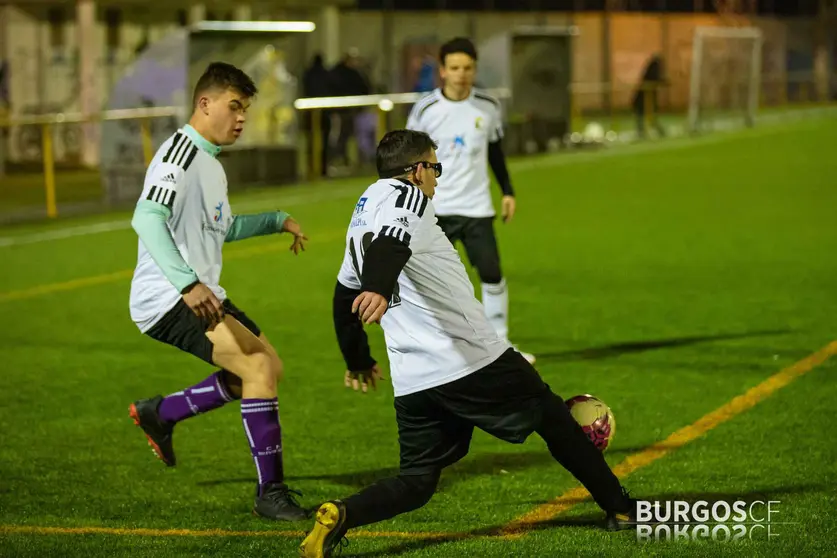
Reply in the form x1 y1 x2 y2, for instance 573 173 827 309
225 210 308 254
333 280 383 393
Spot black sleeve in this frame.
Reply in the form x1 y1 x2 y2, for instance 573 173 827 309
360 235 412 299
333 280 377 372
488 140 515 197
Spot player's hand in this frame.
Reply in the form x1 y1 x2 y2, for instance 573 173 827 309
344 364 385 393
289 232 308 255
182 282 224 327
352 291 389 324
282 217 309 255
501 195 516 223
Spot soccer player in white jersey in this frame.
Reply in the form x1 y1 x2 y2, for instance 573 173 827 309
406 37 535 365
299 130 640 556
127 62 309 521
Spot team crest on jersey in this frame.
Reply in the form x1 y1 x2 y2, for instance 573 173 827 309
351 197 368 228
446 134 468 162
355 197 368 214
475 117 483 129
214 201 224 223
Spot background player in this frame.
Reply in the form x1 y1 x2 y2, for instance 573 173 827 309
128 62 309 521
301 130 639 556
406 37 535 364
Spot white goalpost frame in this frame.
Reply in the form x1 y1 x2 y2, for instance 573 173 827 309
687 25 764 133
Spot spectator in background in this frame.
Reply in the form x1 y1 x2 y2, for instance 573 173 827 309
302 54 333 176
330 49 370 166
633 54 667 139
412 54 436 93
354 81 386 165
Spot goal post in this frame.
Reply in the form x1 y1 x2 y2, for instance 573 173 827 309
687 26 763 134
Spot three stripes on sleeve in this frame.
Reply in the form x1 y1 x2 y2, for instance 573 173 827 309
380 183 429 247
146 131 199 210
380 224 411 245
393 183 429 219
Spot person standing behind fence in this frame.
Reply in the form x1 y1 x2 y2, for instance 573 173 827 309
633 55 667 139
303 54 333 176
330 50 371 167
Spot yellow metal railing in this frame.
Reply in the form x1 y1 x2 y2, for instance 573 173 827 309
3 73 830 220
0 106 181 218
293 84 668 177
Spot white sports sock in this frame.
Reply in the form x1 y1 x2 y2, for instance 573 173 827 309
482 279 509 341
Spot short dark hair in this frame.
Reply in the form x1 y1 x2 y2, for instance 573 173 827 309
439 37 478 65
192 62 258 106
376 130 438 178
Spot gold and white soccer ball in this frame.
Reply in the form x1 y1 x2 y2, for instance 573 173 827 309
566 394 616 451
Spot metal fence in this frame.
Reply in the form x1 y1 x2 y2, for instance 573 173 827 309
0 71 833 224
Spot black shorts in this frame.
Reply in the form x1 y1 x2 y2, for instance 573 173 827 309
144 298 262 365
436 215 503 285
395 348 551 475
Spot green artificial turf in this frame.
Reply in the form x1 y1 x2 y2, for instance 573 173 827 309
0 116 835 557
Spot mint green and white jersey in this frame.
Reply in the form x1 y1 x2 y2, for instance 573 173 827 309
129 125 230 332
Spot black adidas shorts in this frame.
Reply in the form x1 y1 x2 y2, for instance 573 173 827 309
144 298 262 365
395 348 551 475
436 215 502 285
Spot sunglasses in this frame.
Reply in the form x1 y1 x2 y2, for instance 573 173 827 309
382 161 443 179
411 161 443 178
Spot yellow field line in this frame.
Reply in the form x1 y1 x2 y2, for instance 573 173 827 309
3 342 834 543
499 339 837 537
0 524 465 540
0 269 136 302
0 232 342 304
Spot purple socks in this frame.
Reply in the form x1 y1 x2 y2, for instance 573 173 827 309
241 398 285 492
158 371 234 423
156 375 284 493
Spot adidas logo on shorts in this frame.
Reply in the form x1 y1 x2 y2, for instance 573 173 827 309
160 173 176 183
